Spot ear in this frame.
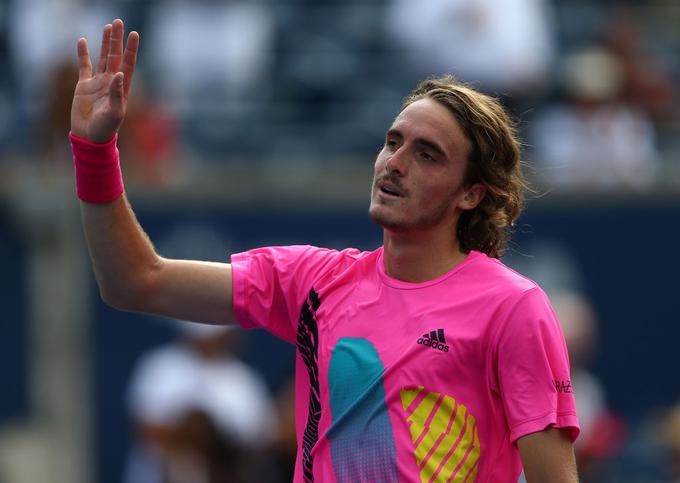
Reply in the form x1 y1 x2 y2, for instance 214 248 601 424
459 183 486 211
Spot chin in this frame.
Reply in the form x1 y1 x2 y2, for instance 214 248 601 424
368 206 407 231
368 205 388 226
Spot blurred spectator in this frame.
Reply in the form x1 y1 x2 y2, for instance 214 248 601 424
268 377 298 483
551 289 626 483
664 403 680 480
384 0 555 100
123 321 279 483
40 61 79 163
604 6 678 128
7 0 117 121
39 59 178 182
117 76 180 186
140 0 275 158
531 46 660 190
145 0 274 116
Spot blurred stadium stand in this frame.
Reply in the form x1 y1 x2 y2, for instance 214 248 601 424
1 1 680 482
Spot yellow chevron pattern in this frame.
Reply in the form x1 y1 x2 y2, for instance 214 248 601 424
400 387 480 483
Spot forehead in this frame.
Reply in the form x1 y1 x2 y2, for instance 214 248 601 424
391 97 470 160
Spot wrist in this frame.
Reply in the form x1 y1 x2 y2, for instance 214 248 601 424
70 131 125 203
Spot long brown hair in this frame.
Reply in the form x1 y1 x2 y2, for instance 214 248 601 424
402 76 526 258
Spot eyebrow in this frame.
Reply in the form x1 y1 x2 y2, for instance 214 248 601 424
386 128 447 159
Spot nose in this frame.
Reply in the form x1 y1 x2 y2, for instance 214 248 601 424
385 147 409 177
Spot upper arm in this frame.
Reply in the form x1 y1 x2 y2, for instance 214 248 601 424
134 257 235 326
517 427 579 483
495 288 579 442
229 245 344 342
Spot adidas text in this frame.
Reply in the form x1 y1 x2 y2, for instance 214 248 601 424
417 337 449 352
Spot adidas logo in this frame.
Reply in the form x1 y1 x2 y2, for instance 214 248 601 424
417 329 449 352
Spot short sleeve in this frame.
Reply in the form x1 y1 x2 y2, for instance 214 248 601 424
494 287 580 444
230 245 342 343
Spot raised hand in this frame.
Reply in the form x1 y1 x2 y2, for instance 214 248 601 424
71 19 139 143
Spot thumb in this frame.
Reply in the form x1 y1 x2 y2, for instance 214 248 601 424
109 72 125 112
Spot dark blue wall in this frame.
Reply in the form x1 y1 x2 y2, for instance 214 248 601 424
0 210 28 425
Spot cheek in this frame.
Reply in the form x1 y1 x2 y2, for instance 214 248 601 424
371 162 380 184
418 181 461 210
370 157 384 193
374 152 387 172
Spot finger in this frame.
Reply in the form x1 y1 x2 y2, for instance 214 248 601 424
121 31 139 98
106 18 124 74
96 24 112 74
77 38 93 80
109 72 125 113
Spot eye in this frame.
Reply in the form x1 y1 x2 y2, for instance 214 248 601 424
419 151 436 162
384 139 398 149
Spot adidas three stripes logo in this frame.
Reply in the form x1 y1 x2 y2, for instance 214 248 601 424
417 329 449 352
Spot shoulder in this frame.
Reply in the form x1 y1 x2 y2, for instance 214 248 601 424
465 251 541 297
233 244 381 288
233 244 374 268
464 252 558 336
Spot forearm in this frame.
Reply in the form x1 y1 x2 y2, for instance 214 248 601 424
80 194 161 309
80 195 234 324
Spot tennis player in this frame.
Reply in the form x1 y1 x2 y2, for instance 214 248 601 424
70 19 579 482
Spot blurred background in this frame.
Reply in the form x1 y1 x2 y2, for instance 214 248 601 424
1 0 679 482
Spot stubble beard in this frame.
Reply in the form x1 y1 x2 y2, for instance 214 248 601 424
368 190 459 233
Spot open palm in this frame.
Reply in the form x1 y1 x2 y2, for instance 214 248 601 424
71 19 139 143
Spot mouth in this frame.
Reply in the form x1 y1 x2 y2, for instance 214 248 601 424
377 181 405 198
380 186 401 197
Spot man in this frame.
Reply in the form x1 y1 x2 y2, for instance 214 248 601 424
70 19 579 482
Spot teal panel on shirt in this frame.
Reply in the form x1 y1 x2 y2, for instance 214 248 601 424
328 337 399 482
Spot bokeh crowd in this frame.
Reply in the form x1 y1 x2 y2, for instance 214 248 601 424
1 1 680 482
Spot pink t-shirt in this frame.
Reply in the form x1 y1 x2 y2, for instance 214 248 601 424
231 246 579 482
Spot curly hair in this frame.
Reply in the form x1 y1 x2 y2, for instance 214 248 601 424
402 76 526 258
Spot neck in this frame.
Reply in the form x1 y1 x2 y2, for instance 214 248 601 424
382 227 468 283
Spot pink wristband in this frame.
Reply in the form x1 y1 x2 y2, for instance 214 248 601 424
69 132 125 203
